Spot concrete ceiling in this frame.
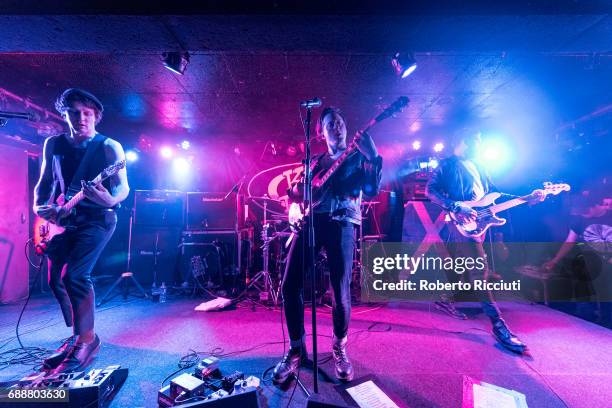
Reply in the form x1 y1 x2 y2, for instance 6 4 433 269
0 10 610 161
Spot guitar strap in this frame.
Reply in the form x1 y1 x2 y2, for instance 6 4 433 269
65 134 107 198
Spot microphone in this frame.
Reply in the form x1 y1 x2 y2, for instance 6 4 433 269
300 97 322 108
0 110 35 121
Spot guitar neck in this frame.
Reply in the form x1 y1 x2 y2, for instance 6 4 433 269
489 195 530 214
64 191 85 211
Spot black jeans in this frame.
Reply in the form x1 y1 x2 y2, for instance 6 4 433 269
282 213 355 342
445 225 501 321
46 210 117 335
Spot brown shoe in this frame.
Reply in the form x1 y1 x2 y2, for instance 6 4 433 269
43 336 77 370
53 335 100 373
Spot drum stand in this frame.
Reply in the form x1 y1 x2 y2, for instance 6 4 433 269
245 197 279 304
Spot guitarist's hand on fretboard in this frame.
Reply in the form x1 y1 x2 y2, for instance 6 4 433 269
354 130 378 161
82 180 115 207
526 189 547 205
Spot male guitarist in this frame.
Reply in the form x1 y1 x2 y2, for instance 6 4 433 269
426 129 543 354
272 107 382 384
33 88 129 372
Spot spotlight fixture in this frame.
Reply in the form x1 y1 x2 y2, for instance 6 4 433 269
412 140 421 151
180 140 191 150
162 51 190 75
125 150 139 162
392 52 417 79
433 142 445 153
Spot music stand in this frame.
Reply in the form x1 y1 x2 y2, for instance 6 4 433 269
97 207 149 306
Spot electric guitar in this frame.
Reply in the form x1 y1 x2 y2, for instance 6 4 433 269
449 182 571 238
34 160 126 252
286 97 409 244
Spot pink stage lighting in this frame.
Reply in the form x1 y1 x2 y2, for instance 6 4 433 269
160 146 174 159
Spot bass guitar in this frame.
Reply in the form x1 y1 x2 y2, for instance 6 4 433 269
449 182 570 238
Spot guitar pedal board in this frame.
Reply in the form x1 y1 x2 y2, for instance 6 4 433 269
0 365 128 408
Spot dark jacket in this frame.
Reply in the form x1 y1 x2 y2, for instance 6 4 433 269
426 155 495 211
290 151 383 225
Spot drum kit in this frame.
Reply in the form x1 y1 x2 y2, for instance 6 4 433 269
245 195 289 305
242 195 383 305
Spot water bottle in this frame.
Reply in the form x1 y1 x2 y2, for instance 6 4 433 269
159 282 167 303
151 283 160 302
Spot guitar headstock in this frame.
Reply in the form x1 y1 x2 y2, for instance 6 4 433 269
542 182 571 196
374 96 410 122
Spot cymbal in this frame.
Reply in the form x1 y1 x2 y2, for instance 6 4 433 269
248 195 283 202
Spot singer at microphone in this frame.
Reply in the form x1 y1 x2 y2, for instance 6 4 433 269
300 97 322 108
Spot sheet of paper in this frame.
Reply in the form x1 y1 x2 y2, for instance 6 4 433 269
345 380 400 408
473 383 519 408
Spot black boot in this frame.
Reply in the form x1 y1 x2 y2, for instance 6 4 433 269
332 336 354 382
43 336 77 370
492 319 527 354
434 296 467 320
272 344 308 385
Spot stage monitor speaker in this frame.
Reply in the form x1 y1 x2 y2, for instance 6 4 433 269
134 190 184 227
306 395 351 408
131 226 181 286
186 192 244 230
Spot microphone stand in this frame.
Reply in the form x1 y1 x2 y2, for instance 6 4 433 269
302 103 319 393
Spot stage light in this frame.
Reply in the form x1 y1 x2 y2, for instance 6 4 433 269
125 150 138 162
172 157 191 175
429 159 439 169
181 140 191 150
286 145 297 157
162 51 190 75
433 142 445 153
409 122 421 133
392 52 417 79
412 140 421 151
160 146 173 159
478 138 513 173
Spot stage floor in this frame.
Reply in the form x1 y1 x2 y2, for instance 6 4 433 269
1 290 611 407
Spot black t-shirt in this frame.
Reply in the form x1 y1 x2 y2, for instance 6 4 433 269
570 212 612 244
569 212 612 279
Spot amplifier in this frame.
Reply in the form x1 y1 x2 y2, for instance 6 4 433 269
178 229 253 290
186 192 244 231
0 365 128 408
132 226 182 286
134 190 185 227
